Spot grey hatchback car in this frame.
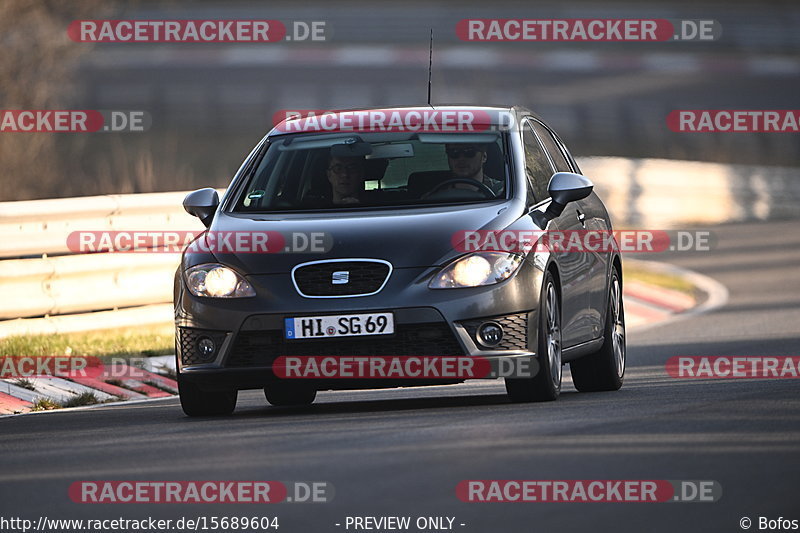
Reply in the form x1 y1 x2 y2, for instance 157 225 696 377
174 106 626 416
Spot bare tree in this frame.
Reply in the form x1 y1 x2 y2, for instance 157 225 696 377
0 0 113 200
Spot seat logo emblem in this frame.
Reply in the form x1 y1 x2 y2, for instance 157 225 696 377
332 271 349 284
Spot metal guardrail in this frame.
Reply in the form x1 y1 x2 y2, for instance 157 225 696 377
0 191 199 258
0 191 205 327
579 157 800 229
0 254 178 319
0 157 798 337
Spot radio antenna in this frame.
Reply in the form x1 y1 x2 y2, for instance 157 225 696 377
427 29 434 107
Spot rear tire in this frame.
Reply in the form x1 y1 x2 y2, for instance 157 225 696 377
178 374 238 416
571 267 626 392
505 271 562 402
265 384 317 406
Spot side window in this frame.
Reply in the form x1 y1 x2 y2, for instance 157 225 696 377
522 123 554 203
531 121 571 172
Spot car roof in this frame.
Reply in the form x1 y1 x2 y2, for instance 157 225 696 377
268 105 542 137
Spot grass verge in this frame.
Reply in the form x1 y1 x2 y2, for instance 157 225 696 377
31 398 61 411
60 392 102 408
0 324 173 359
623 264 697 297
28 392 106 412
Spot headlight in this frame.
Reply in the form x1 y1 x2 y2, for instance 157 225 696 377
429 252 524 289
185 264 255 298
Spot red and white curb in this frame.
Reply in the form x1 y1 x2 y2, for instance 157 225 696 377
623 258 728 332
0 356 177 415
624 281 694 329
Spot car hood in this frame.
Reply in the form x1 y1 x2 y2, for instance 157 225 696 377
204 202 520 275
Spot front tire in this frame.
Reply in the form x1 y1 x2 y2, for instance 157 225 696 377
571 267 626 392
505 271 562 402
178 374 238 416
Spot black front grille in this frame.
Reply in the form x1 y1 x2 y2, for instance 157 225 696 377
459 313 529 351
178 328 228 366
227 323 463 368
293 261 390 296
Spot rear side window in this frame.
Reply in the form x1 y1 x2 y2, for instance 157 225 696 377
522 123 554 203
531 121 572 173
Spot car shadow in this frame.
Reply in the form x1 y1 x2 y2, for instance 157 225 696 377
174 385 596 421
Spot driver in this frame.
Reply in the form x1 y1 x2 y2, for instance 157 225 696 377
444 143 503 196
326 155 366 204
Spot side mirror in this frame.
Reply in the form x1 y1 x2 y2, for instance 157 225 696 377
183 188 219 228
543 172 593 220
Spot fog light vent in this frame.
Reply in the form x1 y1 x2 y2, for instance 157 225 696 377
477 322 503 347
197 337 216 360
178 328 227 365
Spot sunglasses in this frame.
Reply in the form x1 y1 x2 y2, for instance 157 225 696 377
446 148 479 159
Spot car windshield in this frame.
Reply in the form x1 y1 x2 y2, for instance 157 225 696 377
231 132 509 212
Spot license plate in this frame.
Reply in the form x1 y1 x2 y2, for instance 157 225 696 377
284 313 394 340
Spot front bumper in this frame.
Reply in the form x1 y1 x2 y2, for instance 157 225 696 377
175 263 544 391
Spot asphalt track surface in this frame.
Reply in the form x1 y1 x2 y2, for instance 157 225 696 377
1 219 798 532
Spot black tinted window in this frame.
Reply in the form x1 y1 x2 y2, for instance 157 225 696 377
531 121 571 173
522 124 554 203
232 133 508 212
